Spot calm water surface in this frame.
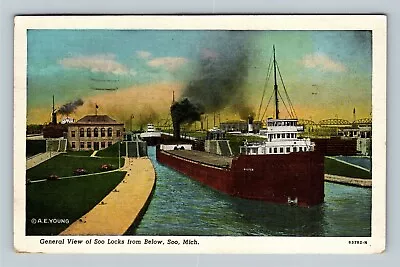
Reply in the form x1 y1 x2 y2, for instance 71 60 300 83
135 147 371 237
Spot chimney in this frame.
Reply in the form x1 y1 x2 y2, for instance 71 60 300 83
248 115 254 133
51 95 57 124
52 112 57 124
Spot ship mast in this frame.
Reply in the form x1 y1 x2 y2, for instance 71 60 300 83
273 45 279 119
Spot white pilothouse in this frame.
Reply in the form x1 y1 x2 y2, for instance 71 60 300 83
140 124 161 138
240 118 314 155
240 45 316 155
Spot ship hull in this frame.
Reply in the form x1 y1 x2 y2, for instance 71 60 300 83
156 147 324 207
141 136 161 146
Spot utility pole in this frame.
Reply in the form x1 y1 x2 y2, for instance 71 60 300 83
213 112 216 127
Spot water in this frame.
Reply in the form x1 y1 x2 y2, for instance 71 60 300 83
135 147 371 237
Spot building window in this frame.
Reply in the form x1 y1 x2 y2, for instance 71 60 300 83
80 128 84 137
87 128 91 137
286 147 290 153
87 142 92 149
280 147 283 153
107 141 112 147
299 147 303 152
71 142 75 148
107 128 112 137
117 130 121 137
269 148 272 153
80 142 84 149
101 128 106 137
293 147 297 152
101 142 105 148
94 128 99 137
277 134 280 138
71 131 75 137
286 133 290 138
274 148 277 153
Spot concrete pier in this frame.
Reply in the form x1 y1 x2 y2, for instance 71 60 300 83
324 174 372 187
60 157 156 235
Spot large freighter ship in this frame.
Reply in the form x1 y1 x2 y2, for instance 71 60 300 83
156 46 325 207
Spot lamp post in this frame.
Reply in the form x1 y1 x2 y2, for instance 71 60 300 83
130 114 134 132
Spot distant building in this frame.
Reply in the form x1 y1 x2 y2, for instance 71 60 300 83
220 120 263 133
338 125 372 156
67 115 124 151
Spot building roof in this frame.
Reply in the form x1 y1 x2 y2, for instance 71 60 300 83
74 115 123 125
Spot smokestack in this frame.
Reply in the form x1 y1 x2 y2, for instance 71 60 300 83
170 98 203 140
248 115 254 133
51 95 57 124
52 112 57 124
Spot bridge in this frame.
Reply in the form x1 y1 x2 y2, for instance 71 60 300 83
297 118 372 127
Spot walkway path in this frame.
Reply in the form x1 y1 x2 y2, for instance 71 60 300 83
59 157 156 236
26 152 61 170
28 168 120 184
325 174 372 187
90 150 98 157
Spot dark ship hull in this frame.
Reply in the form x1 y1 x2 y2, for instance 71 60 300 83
141 136 161 146
156 147 324 207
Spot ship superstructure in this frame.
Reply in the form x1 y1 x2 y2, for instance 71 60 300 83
242 119 314 155
140 124 162 146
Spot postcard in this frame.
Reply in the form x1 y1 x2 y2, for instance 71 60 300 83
14 15 386 253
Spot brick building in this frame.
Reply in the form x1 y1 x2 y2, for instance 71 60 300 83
67 115 124 151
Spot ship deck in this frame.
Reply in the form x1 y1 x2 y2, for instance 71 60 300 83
164 150 234 168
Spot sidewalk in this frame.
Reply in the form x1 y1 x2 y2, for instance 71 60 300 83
26 152 61 170
60 157 156 235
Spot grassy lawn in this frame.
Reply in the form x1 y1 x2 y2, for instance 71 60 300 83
66 150 94 156
26 171 126 235
26 154 123 181
325 157 372 179
96 142 126 158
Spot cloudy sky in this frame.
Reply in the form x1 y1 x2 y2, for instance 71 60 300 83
27 30 372 126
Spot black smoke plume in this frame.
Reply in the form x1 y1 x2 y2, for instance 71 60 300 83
171 98 204 139
57 99 84 115
182 32 252 119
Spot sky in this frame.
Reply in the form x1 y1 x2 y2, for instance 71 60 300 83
27 30 372 127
